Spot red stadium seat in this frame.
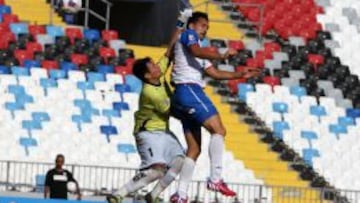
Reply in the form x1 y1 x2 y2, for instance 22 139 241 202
0 22 9 33
228 78 246 94
102 30 119 41
115 65 132 75
71 54 88 66
29 25 46 37
0 32 15 49
246 58 261 68
3 14 19 23
228 40 244 51
26 42 43 54
42 60 59 71
307 54 324 68
0 0 5 4
14 50 33 66
65 27 83 44
263 76 280 88
99 47 116 63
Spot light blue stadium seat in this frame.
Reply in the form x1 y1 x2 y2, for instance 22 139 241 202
61 61 77 71
8 85 25 96
74 99 91 109
84 29 100 42
310 105 327 122
113 102 130 111
32 112 50 123
301 131 318 148
0 65 10 74
0 5 11 14
338 116 355 127
16 94 34 105
22 120 42 137
24 60 41 69
100 125 118 143
71 114 92 132
125 75 142 93
35 174 46 192
238 83 254 102
40 78 57 96
290 86 307 101
272 121 290 139
12 66 30 76
77 81 95 91
102 109 121 125
96 65 114 74
329 124 347 139
302 148 320 166
272 102 288 119
346 109 360 120
19 137 38 156
87 72 105 83
5 102 24 118
49 69 67 80
10 23 29 36
46 25 64 37
117 143 137 161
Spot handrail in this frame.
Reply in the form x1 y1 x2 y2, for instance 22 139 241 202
49 0 113 30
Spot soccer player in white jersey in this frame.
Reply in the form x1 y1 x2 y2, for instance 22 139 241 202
170 11 261 202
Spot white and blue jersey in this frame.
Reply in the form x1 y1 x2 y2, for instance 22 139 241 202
171 29 218 133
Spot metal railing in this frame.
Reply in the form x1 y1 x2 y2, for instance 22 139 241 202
1 160 360 202
49 0 112 29
191 0 265 42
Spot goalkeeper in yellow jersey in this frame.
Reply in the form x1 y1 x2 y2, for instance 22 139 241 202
106 9 193 203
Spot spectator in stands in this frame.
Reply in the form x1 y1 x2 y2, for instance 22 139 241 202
55 0 81 24
44 154 81 200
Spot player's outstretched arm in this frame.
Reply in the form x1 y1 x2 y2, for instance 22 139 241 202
205 66 261 80
189 46 238 61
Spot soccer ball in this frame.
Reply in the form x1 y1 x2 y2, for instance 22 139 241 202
67 181 77 192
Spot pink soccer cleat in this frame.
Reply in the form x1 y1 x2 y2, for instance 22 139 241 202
207 179 237 197
170 193 188 203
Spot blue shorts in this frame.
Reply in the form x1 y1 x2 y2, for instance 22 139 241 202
171 84 218 133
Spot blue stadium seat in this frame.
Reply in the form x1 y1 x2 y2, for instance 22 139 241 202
117 143 137 161
272 102 288 119
346 108 360 119
71 114 92 132
35 175 46 192
49 69 67 80
12 66 30 76
272 121 290 139
100 125 118 142
115 84 131 94
302 148 320 166
22 120 42 137
46 25 64 37
96 65 114 74
10 23 29 35
8 85 25 96
301 131 318 148
40 78 57 96
84 29 100 42
0 5 11 14
338 116 355 126
310 105 327 122
32 112 50 123
113 102 130 111
16 94 34 105
102 109 121 125
19 137 38 156
329 124 347 139
77 81 95 91
0 65 10 74
5 102 24 118
23 60 41 69
125 75 142 93
74 99 92 109
290 86 307 100
87 72 105 83
238 83 254 102
60 61 77 71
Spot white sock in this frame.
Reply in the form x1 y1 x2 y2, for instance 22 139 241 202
209 134 224 183
116 168 164 197
177 157 196 199
151 156 184 199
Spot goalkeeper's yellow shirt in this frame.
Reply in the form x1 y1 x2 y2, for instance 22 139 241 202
134 56 172 134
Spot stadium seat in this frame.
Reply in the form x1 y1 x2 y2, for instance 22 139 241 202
46 25 64 37
65 27 83 44
29 25 46 37
49 69 67 80
96 65 114 74
87 72 105 83
60 61 77 71
238 83 254 102
23 60 41 69
10 23 29 36
113 102 130 111
100 125 118 142
35 175 46 192
0 65 10 74
0 5 11 14
272 121 290 139
22 120 42 137
11 66 30 76
31 112 50 123
84 29 100 42
19 137 37 156
102 30 119 41
3 14 19 23
41 60 59 71
14 50 33 66
71 54 88 66
99 47 116 63
125 75 141 93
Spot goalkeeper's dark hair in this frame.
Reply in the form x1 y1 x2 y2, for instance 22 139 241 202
132 57 151 82
187 11 209 29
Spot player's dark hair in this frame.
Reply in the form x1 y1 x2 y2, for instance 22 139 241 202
187 11 209 29
132 57 151 82
55 154 64 162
